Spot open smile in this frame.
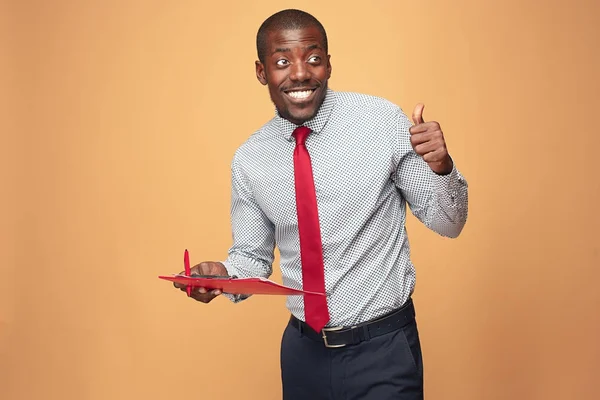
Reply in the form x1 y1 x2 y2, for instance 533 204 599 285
283 87 317 103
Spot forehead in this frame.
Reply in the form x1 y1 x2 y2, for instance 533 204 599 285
265 26 325 52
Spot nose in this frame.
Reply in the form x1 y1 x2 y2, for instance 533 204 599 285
289 62 311 82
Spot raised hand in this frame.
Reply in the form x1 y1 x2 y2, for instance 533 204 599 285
409 103 453 175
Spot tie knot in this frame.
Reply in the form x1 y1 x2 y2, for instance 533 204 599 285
293 126 311 146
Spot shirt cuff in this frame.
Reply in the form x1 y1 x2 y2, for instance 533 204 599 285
432 163 467 208
220 259 248 303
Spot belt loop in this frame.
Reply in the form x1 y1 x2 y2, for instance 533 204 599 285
362 324 370 341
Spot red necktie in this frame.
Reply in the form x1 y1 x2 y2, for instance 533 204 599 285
292 126 330 332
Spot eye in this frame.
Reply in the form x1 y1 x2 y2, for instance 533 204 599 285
308 56 321 64
276 59 289 66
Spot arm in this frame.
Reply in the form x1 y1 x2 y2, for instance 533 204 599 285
220 154 276 301
393 104 468 238
174 153 276 304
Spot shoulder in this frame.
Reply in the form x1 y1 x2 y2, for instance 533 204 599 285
231 117 278 168
330 90 409 130
333 90 403 116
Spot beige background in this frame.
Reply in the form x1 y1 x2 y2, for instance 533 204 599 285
2 0 599 399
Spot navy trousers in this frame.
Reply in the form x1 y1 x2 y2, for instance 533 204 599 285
280 305 424 400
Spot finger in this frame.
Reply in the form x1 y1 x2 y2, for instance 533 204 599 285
190 291 217 303
412 103 425 125
409 125 426 135
190 292 212 303
414 141 438 156
183 286 203 296
195 287 207 294
172 266 191 288
413 132 446 155
409 121 440 136
410 131 436 146
174 281 187 289
190 287 208 298
422 148 448 163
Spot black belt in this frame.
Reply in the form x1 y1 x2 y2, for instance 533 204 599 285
289 298 415 348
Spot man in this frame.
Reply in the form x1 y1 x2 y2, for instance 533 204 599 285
175 8 468 400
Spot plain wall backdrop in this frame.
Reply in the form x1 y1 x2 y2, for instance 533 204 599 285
2 0 599 399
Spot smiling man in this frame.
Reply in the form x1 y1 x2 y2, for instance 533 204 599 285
175 8 469 400
255 21 331 125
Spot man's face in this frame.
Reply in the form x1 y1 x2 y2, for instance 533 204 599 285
256 26 332 125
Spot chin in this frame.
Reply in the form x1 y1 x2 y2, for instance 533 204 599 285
276 105 315 125
291 109 317 123
287 112 316 125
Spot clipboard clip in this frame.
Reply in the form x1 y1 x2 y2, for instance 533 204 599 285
190 274 238 280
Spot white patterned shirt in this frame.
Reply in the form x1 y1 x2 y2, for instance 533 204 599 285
221 88 468 327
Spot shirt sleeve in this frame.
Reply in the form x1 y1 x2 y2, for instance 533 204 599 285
392 107 469 238
220 154 276 302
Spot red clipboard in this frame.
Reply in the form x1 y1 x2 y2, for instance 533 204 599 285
158 274 325 296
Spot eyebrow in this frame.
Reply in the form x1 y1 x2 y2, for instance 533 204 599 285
271 44 322 55
273 47 291 54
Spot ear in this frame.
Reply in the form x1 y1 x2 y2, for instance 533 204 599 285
326 54 332 79
255 61 267 85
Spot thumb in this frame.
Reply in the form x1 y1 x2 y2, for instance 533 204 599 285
412 103 425 125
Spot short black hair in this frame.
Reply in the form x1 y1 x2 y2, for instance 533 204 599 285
256 9 328 64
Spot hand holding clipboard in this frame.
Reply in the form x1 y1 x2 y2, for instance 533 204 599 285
160 250 325 303
166 249 230 303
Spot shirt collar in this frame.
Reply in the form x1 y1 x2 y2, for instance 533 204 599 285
275 88 336 141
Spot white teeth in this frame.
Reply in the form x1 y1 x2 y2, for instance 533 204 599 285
287 90 313 99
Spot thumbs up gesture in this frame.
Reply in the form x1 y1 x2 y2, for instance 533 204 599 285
409 103 453 175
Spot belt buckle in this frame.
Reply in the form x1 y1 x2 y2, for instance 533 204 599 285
321 326 346 348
